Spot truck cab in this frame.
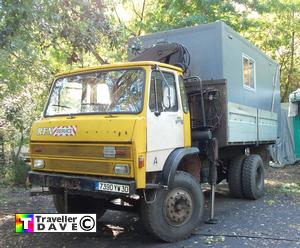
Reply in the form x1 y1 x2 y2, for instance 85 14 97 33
30 61 191 188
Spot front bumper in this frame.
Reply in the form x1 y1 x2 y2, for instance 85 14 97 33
28 171 136 196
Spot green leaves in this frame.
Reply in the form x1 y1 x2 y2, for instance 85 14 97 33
0 0 118 155
0 0 299 158
115 0 299 101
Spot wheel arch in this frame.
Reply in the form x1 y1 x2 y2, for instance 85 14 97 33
156 147 199 187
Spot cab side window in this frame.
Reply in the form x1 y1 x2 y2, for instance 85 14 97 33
149 71 178 112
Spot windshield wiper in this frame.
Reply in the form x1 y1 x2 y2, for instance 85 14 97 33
51 104 71 109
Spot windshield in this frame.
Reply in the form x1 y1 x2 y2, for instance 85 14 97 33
45 68 145 116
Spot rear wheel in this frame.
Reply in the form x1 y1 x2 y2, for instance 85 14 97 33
53 193 107 217
242 155 265 200
228 155 246 198
140 171 204 242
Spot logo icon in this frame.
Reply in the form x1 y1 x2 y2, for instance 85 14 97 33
16 214 34 233
79 216 96 231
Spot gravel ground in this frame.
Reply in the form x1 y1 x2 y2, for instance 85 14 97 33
1 165 300 248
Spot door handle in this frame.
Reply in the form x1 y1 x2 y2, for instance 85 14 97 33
175 117 184 124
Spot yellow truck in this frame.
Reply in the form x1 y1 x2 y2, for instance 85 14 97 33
28 22 279 242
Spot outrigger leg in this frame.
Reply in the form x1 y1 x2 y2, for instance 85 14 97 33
206 138 218 224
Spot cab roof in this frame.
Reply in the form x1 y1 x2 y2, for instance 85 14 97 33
55 61 183 77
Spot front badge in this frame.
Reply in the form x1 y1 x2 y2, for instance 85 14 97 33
37 126 77 136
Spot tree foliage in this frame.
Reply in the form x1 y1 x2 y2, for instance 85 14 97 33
0 0 299 164
0 0 119 157
117 0 299 100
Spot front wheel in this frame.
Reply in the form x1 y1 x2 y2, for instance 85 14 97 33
140 171 204 242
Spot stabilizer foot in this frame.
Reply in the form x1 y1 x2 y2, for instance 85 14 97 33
205 218 218 224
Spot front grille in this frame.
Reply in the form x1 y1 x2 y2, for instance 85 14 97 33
30 142 134 178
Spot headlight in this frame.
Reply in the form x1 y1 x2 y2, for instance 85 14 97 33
114 164 130 175
33 159 45 169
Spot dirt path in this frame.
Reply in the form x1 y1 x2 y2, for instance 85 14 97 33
1 165 300 248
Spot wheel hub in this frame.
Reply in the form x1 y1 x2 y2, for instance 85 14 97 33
164 188 193 226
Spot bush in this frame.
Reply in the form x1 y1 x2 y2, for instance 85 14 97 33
2 157 30 186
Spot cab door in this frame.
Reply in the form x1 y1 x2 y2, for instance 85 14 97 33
146 69 184 172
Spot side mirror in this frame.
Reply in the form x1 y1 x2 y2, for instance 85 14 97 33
163 87 171 109
163 85 175 109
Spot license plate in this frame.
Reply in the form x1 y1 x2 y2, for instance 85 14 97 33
95 182 130 194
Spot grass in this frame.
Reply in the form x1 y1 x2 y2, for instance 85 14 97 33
265 179 300 195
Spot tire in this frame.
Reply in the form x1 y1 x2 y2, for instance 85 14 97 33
140 171 204 242
53 194 107 217
242 155 265 200
228 155 246 198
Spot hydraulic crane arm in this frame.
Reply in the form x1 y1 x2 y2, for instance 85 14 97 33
130 42 190 73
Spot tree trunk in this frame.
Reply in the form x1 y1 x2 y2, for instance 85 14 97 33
91 50 108 64
15 129 24 159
